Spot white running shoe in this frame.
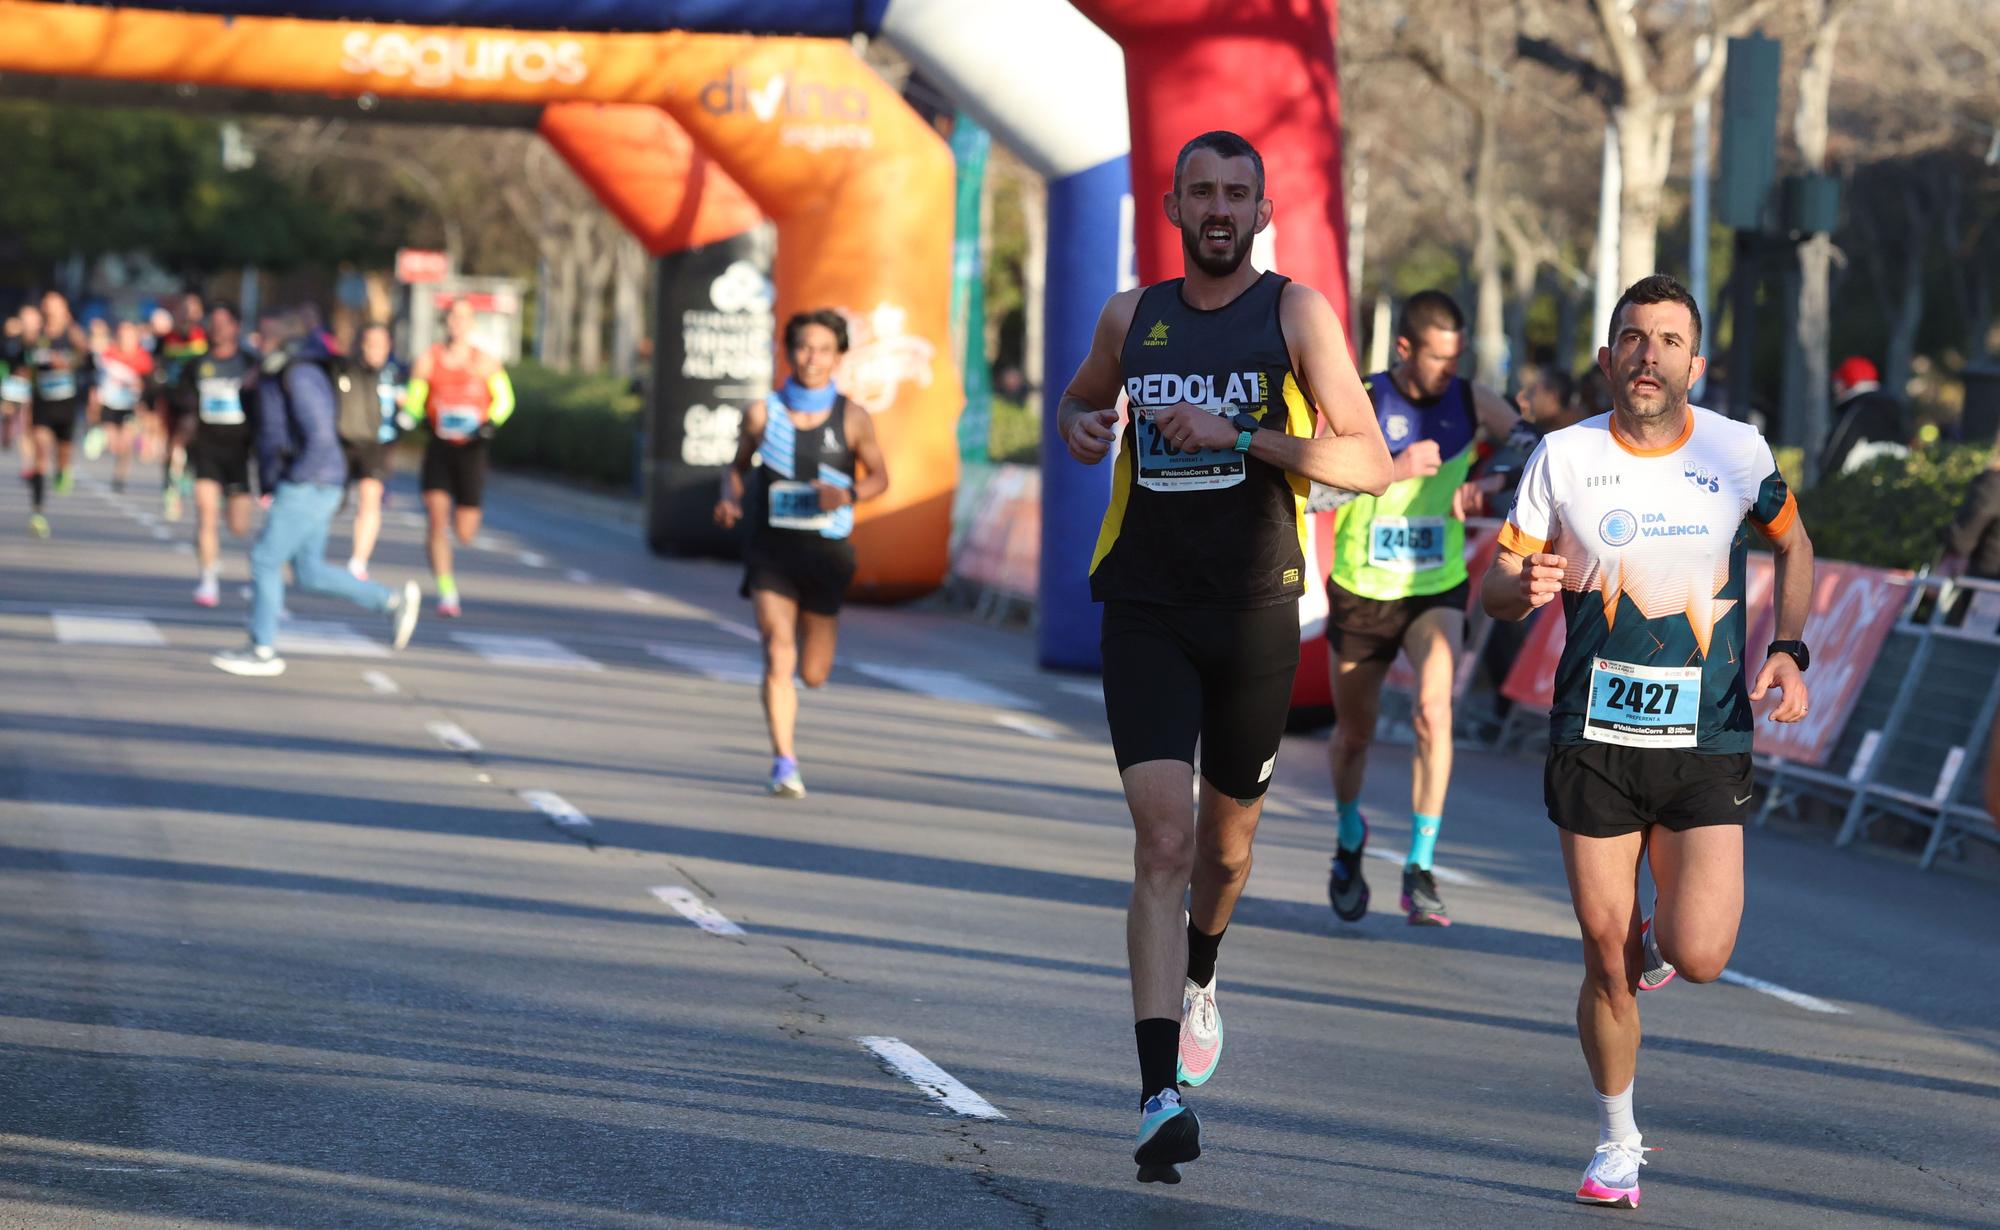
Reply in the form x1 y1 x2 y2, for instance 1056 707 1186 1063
388 580 421 650
1134 1088 1201 1184
212 644 286 678
1176 977 1223 1087
193 574 220 608
348 558 370 582
1575 1134 1648 1208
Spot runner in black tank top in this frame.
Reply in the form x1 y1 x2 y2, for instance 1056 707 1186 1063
1055 131 1392 1184
716 309 889 799
23 291 93 536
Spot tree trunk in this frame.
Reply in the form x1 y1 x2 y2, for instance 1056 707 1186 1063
1556 281 1583 374
1614 102 1676 289
611 232 648 382
1471 108 1507 388
1883 189 1926 399
540 221 576 374
1790 0 1846 482
1019 174 1048 404
574 214 615 374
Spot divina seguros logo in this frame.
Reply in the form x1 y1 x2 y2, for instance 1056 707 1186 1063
339 31 587 89
698 68 874 152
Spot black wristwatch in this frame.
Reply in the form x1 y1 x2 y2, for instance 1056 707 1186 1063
1229 411 1261 434
1766 640 1810 672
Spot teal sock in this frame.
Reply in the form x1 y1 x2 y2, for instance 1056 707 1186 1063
1408 814 1442 870
1336 800 1365 852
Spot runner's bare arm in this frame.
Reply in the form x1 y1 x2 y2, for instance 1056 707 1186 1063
1751 512 1814 722
1261 283 1391 494
714 398 767 528
1057 289 1142 465
841 406 890 506
1483 546 1567 622
1471 383 1521 442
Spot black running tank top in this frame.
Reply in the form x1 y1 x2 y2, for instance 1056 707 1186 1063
1089 272 1312 608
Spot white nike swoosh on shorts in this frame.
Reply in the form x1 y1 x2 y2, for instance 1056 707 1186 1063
1733 793 1753 806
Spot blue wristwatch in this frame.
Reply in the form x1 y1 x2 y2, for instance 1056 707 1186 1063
1230 410 1259 454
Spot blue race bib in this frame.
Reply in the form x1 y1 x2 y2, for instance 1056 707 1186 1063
436 405 481 441
197 377 244 425
1133 406 1245 493
1368 516 1447 573
36 370 77 401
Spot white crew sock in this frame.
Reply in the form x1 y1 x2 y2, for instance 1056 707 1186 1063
1595 1080 1639 1144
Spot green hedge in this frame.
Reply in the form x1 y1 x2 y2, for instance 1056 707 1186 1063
486 361 642 490
1795 443 1993 570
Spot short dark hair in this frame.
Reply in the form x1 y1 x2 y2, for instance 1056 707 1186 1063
1608 274 1702 354
1173 130 1265 200
207 299 239 323
1397 290 1464 342
1528 360 1575 407
784 308 849 353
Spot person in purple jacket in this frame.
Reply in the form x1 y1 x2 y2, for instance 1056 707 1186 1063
211 310 421 678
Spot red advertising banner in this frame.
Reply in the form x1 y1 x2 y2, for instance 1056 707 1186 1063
952 465 1040 601
1746 559 1907 765
1499 605 1565 711
395 248 450 284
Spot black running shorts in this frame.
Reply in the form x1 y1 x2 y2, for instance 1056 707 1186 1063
740 531 857 617
422 437 487 508
344 439 392 485
191 426 253 494
1544 742 1754 838
1326 579 1469 666
31 400 80 445
1100 600 1302 801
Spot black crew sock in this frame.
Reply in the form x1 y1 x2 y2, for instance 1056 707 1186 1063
29 472 44 509
1186 920 1225 988
1136 1018 1180 1106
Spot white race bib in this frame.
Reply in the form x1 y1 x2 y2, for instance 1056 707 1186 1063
197 377 244 425
1584 658 1701 748
36 370 77 401
1 375 29 403
436 405 482 441
767 480 833 532
1133 405 1245 492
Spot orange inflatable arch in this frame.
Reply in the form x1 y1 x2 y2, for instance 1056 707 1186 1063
0 0 960 599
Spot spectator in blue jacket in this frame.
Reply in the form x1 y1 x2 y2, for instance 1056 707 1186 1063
212 315 421 677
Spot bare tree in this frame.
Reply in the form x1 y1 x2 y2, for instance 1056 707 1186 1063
1788 0 1857 475
1518 0 1786 288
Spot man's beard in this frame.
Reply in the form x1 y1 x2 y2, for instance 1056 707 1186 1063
1181 220 1250 278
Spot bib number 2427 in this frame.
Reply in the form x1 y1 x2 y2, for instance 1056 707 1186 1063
1584 658 1700 748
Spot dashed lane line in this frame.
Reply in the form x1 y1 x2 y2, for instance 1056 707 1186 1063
857 1037 1006 1120
1718 969 1849 1015
426 721 483 754
520 790 591 829
649 886 745 936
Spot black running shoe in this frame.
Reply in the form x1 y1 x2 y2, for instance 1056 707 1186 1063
1401 866 1451 926
1134 1088 1201 1184
1328 818 1370 922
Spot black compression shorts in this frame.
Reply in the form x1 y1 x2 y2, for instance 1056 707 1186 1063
421 437 487 508
741 532 857 617
1544 742 1754 838
190 428 254 495
1101 600 1301 800
31 400 80 444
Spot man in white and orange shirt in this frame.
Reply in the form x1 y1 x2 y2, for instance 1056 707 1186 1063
407 298 515 617
1484 275 1815 1212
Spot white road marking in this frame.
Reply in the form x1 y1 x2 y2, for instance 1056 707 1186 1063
650 886 746 936
623 587 657 605
361 670 400 695
520 789 591 828
1717 970 1849 1015
426 721 483 754
450 632 603 672
1364 846 1476 887
564 568 594 585
713 618 761 643
51 612 166 646
517 551 548 569
276 619 390 659
994 714 1059 740
172 543 195 556
853 663 1034 711
647 642 763 686
471 534 502 549
857 1037 1006 1120
1053 680 1104 701
149 527 173 541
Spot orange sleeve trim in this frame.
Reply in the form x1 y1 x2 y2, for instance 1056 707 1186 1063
1498 523 1548 556
1754 490 1799 540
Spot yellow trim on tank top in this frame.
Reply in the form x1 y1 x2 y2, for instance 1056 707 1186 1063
1088 432 1136 576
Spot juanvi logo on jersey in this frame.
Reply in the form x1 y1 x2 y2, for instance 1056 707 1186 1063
1124 371 1266 409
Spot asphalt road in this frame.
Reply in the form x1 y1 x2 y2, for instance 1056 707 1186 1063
1 459 1995 1229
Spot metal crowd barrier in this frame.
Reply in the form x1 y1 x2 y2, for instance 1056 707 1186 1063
1756 574 2000 869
